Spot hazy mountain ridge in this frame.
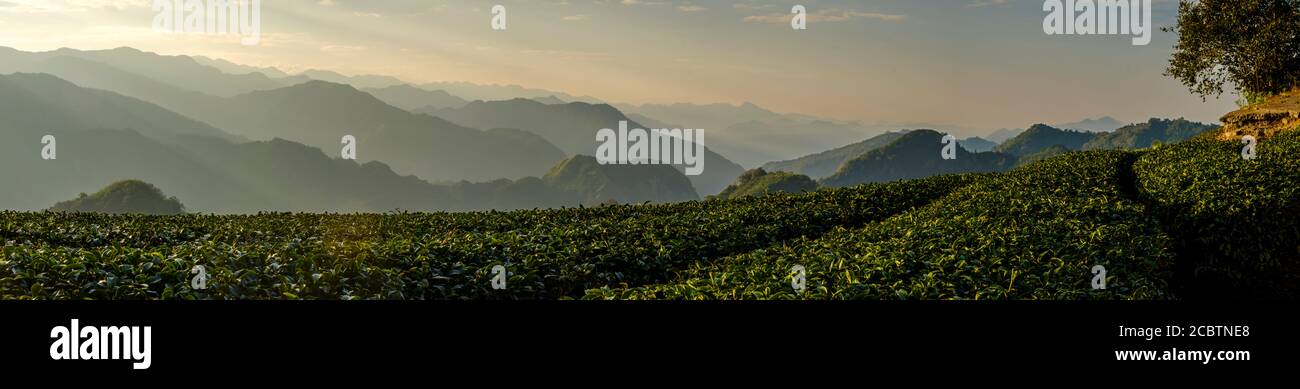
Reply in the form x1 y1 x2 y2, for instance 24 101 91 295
985 128 1024 144
0 73 696 213
362 84 469 111
615 101 884 167
821 130 1016 188
761 131 908 179
300 69 406 89
0 73 233 141
994 124 1098 156
191 55 292 78
419 81 603 104
0 47 290 98
421 98 746 195
1056 116 1125 132
0 46 1220 215
194 81 567 182
959 137 997 153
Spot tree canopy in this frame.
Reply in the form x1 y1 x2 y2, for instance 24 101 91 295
1165 0 1300 101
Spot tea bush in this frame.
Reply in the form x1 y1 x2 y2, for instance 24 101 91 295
587 151 1176 300
1 174 980 299
5 136 1297 300
1134 130 1300 298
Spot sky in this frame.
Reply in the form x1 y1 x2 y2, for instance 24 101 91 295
0 0 1239 130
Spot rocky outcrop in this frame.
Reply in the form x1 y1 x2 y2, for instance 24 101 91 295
1219 89 1300 141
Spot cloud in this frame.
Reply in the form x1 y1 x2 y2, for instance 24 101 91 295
561 14 588 21
519 48 610 61
744 9 906 24
966 0 1009 8
733 3 775 11
676 5 706 13
0 0 147 13
620 0 667 6
321 44 367 53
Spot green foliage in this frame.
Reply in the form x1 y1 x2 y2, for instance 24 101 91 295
1236 90 1276 108
1164 0 1300 99
589 151 1175 300
49 180 185 215
0 174 980 299
542 155 698 205
994 124 1096 157
821 130 1015 188
6 135 1298 300
1015 145 1073 167
1083 118 1218 150
716 169 819 199
1134 131 1300 298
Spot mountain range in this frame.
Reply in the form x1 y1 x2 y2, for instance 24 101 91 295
421 98 745 195
1056 116 1125 132
194 81 566 182
614 101 884 167
760 131 908 179
0 46 744 191
0 73 692 213
758 118 1218 191
362 84 469 111
820 130 1017 188
1084 118 1217 150
994 124 1098 156
0 45 1221 214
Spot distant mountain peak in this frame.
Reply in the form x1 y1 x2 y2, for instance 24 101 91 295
1055 116 1126 132
49 180 185 215
1026 123 1060 132
995 123 1097 156
294 79 359 91
380 83 422 92
247 80 379 104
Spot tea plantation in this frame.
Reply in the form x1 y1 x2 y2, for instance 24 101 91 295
2 133 1297 300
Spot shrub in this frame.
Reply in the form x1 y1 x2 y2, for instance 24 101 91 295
590 151 1176 300
1134 131 1300 298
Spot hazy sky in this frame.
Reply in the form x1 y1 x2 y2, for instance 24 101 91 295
0 0 1237 129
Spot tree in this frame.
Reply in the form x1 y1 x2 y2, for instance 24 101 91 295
1164 0 1300 102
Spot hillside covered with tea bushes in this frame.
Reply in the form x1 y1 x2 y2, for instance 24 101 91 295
1 132 1296 300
